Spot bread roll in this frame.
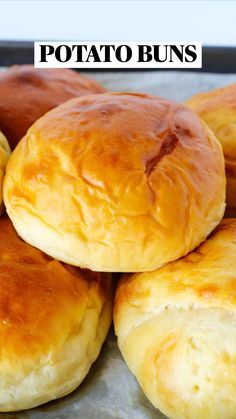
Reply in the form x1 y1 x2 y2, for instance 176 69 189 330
0 131 10 213
0 215 112 411
114 218 236 419
0 65 106 149
4 93 225 272
186 84 236 215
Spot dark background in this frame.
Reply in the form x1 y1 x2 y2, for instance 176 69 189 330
0 41 235 73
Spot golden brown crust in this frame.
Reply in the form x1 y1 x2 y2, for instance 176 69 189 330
4 92 225 272
114 219 236 419
0 65 106 149
186 84 236 211
0 215 112 411
0 215 110 356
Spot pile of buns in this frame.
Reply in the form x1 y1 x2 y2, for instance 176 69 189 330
0 65 235 418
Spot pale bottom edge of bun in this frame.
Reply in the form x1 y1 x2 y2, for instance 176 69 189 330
0 291 112 412
4 200 225 273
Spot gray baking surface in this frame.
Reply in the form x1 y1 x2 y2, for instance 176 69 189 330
0 70 236 419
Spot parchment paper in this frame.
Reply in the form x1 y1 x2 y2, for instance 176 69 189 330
1 70 236 419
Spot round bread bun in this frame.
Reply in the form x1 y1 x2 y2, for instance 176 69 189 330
4 92 225 272
0 131 10 213
186 84 236 215
0 215 112 411
114 218 236 419
0 65 106 149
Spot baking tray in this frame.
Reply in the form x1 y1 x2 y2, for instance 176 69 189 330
0 43 236 419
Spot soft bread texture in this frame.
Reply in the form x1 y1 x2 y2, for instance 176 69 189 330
0 216 112 411
0 132 10 213
114 218 236 419
0 65 106 149
4 92 225 272
186 84 236 214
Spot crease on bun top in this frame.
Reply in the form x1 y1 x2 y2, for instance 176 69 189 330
0 65 106 150
4 92 226 272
